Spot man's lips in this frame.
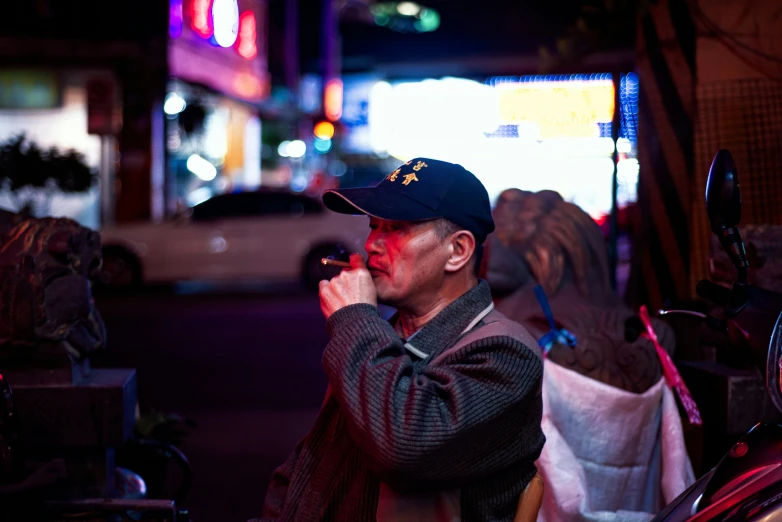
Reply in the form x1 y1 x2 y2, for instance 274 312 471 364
367 262 387 274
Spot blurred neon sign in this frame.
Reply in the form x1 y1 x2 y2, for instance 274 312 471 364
170 0 268 102
182 0 258 61
324 79 343 121
212 0 239 47
233 72 264 98
191 0 212 37
170 0 183 37
236 11 258 59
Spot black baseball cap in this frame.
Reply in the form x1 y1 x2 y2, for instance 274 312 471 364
322 158 495 242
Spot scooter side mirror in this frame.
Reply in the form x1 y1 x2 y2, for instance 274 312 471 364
706 149 741 232
705 149 750 283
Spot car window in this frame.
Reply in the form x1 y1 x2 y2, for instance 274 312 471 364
192 192 322 221
245 192 290 216
192 194 236 221
192 193 260 221
289 194 323 215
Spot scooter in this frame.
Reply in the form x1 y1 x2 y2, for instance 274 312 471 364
652 149 782 521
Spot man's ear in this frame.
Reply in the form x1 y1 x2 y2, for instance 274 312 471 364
444 231 475 273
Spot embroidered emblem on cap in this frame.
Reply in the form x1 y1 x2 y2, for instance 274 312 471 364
386 160 426 184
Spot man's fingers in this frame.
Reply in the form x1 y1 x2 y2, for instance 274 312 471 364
350 253 366 269
319 279 329 290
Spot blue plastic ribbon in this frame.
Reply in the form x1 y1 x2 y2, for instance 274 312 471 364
533 285 577 355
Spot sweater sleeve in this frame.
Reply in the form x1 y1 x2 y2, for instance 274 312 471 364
322 303 543 488
259 437 304 520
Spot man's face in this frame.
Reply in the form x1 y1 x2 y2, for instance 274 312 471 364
364 217 450 308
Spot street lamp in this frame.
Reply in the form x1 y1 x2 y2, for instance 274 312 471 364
369 1 440 32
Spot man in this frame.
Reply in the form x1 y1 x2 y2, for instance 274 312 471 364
259 158 544 522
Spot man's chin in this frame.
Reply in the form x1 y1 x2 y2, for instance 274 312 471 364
374 284 395 307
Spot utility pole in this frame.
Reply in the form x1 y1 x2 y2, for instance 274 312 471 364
284 0 299 101
321 0 341 93
609 71 622 291
319 0 341 175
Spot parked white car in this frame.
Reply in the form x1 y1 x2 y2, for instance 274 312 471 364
98 190 369 287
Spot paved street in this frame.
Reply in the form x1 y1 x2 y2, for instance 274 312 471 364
93 284 336 522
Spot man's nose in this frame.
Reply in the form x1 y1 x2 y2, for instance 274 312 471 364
365 231 383 255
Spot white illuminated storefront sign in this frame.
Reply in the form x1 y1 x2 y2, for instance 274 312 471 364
366 76 635 219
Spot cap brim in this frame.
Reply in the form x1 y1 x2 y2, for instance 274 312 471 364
323 186 441 222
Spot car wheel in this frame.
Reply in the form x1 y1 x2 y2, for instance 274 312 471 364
302 244 347 290
98 246 142 289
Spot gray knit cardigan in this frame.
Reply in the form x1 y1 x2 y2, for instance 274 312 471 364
259 280 545 521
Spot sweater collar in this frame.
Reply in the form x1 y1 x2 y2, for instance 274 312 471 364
391 280 493 359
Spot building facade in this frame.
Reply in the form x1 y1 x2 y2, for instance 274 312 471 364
0 0 269 227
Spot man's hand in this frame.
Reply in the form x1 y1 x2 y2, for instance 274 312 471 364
319 254 377 319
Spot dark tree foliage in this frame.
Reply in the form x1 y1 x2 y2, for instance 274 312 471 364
538 0 647 73
0 134 97 216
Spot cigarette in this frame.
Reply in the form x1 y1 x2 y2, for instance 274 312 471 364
321 258 351 268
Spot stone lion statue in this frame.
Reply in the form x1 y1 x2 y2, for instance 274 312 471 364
0 215 106 366
483 189 674 393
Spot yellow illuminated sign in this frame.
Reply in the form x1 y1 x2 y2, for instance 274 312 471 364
498 81 615 139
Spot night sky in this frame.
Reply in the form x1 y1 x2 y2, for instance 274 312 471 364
268 0 588 76
340 0 586 61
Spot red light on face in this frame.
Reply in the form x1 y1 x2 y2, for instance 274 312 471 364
236 11 258 60
192 0 213 37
